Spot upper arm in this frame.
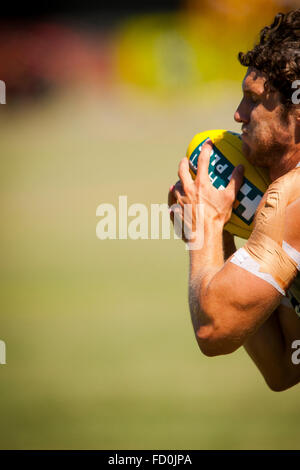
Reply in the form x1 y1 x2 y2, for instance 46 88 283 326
201 199 300 351
197 185 300 355
284 198 300 252
200 260 282 353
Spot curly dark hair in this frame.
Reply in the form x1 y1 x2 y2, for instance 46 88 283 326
238 9 300 108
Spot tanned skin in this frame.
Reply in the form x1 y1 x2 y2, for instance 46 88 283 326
168 68 300 391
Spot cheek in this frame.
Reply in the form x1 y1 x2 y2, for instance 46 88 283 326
252 120 271 142
250 107 271 132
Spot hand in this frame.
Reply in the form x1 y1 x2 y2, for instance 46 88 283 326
168 140 244 242
168 180 191 242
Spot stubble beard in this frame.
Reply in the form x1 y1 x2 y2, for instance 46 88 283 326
242 135 289 168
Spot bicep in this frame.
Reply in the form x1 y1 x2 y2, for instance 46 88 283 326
205 260 282 344
211 197 300 344
199 196 300 353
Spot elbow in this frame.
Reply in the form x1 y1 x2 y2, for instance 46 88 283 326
264 372 299 393
195 323 242 357
266 381 289 393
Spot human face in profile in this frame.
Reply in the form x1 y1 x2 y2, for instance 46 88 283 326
234 67 295 170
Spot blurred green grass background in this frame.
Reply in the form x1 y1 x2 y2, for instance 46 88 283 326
0 85 299 449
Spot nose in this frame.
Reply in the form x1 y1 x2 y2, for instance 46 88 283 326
234 98 249 124
234 107 243 123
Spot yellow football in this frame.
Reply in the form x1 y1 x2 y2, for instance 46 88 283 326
186 129 270 239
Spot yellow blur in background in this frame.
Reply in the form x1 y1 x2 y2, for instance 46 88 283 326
0 0 299 450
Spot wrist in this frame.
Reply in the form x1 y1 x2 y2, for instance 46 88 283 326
189 218 224 274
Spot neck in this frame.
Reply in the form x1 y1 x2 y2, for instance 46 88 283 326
268 145 300 182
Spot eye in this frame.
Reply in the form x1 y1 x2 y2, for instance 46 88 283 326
243 91 259 105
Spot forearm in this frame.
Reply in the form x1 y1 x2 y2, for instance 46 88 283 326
188 220 226 337
244 309 285 389
244 304 300 391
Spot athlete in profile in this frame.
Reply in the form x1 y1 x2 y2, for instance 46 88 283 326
168 9 300 391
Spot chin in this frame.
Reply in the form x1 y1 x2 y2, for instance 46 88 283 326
242 141 252 161
242 143 263 166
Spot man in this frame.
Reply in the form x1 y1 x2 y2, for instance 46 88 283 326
168 10 300 391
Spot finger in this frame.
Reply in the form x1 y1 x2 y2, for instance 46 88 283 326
174 180 184 194
168 184 177 208
227 164 244 201
168 185 177 224
171 203 184 238
173 181 186 203
174 191 187 208
172 205 189 243
178 158 193 194
195 139 213 185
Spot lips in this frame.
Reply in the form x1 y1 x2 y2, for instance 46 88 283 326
241 128 249 139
